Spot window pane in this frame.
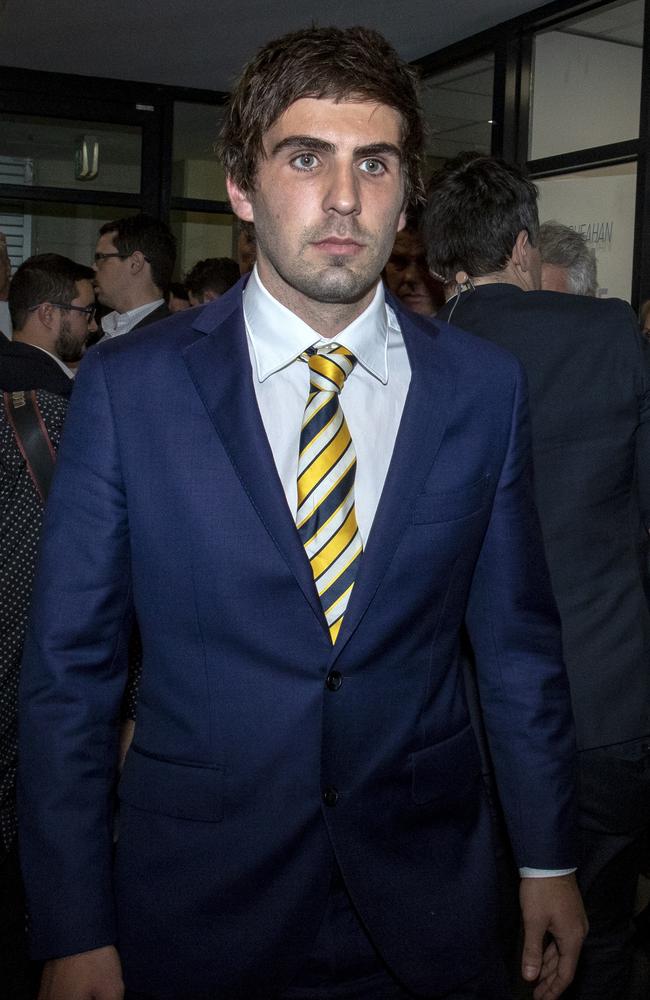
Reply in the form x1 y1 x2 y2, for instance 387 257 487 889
173 103 227 201
170 210 236 279
0 115 142 193
421 55 494 169
529 0 643 160
536 162 637 301
0 200 139 270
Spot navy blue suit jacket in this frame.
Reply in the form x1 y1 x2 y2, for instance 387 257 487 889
439 284 650 753
18 282 577 998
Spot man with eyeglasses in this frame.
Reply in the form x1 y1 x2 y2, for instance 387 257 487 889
0 253 97 398
93 214 176 341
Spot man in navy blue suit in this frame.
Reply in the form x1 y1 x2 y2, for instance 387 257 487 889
19 27 586 1000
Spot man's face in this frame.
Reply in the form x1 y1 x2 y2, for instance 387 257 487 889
54 279 97 363
227 98 407 319
384 229 445 315
93 230 129 310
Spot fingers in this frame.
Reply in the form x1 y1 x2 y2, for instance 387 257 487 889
532 941 562 999
521 913 546 981
530 922 585 998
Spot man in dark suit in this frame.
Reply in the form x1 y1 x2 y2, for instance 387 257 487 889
19 28 586 1000
427 153 650 1000
0 254 97 397
92 214 175 341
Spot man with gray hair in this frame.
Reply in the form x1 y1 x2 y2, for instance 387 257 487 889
538 221 598 296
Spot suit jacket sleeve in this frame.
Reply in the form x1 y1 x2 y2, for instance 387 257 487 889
465 364 578 869
18 346 132 959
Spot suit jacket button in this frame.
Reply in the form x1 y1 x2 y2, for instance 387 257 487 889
325 670 343 691
323 786 339 807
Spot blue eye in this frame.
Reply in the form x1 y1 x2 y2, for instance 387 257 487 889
360 159 385 174
292 153 318 170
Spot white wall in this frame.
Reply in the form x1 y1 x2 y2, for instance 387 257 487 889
531 31 642 159
537 162 637 302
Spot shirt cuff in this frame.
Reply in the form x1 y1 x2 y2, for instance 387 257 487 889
519 868 576 878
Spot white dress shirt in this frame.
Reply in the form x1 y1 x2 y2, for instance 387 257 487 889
101 298 165 339
243 267 410 546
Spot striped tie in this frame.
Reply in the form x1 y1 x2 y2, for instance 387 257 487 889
296 346 363 644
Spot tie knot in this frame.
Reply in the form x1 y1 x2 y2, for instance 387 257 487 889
304 346 356 395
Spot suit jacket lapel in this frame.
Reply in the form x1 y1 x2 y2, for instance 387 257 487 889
330 314 454 657
182 299 328 635
134 303 172 330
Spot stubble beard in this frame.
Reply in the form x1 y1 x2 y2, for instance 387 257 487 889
257 218 398 307
55 317 86 364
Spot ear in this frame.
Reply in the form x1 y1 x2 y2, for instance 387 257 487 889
512 229 531 271
203 289 220 302
37 302 57 329
396 207 407 234
226 176 255 223
130 250 147 275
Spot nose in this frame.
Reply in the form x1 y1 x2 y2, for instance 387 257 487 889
402 258 421 286
88 315 98 334
322 162 361 216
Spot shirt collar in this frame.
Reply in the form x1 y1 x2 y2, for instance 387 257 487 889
243 266 394 385
101 298 164 338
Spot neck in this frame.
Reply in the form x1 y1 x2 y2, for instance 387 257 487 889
113 285 162 314
256 265 378 339
13 327 56 354
471 260 537 292
284 294 376 338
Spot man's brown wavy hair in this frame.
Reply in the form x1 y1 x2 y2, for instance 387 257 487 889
219 25 425 210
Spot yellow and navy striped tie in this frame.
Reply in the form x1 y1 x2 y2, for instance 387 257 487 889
296 346 362 644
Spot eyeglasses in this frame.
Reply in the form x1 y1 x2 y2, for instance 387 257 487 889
29 301 96 321
94 251 130 263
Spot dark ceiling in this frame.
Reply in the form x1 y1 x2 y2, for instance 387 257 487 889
0 0 550 93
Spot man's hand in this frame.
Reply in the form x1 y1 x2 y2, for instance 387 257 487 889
520 874 588 999
38 945 124 1000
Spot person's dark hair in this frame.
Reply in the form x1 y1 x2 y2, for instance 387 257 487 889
168 281 189 302
99 214 176 293
9 253 95 330
220 25 424 209
423 153 540 282
185 257 240 299
538 221 597 296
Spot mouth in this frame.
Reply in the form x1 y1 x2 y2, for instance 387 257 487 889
312 237 364 256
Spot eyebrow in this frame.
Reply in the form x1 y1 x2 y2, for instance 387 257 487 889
270 136 402 161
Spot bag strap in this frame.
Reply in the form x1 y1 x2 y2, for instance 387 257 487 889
3 390 57 504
